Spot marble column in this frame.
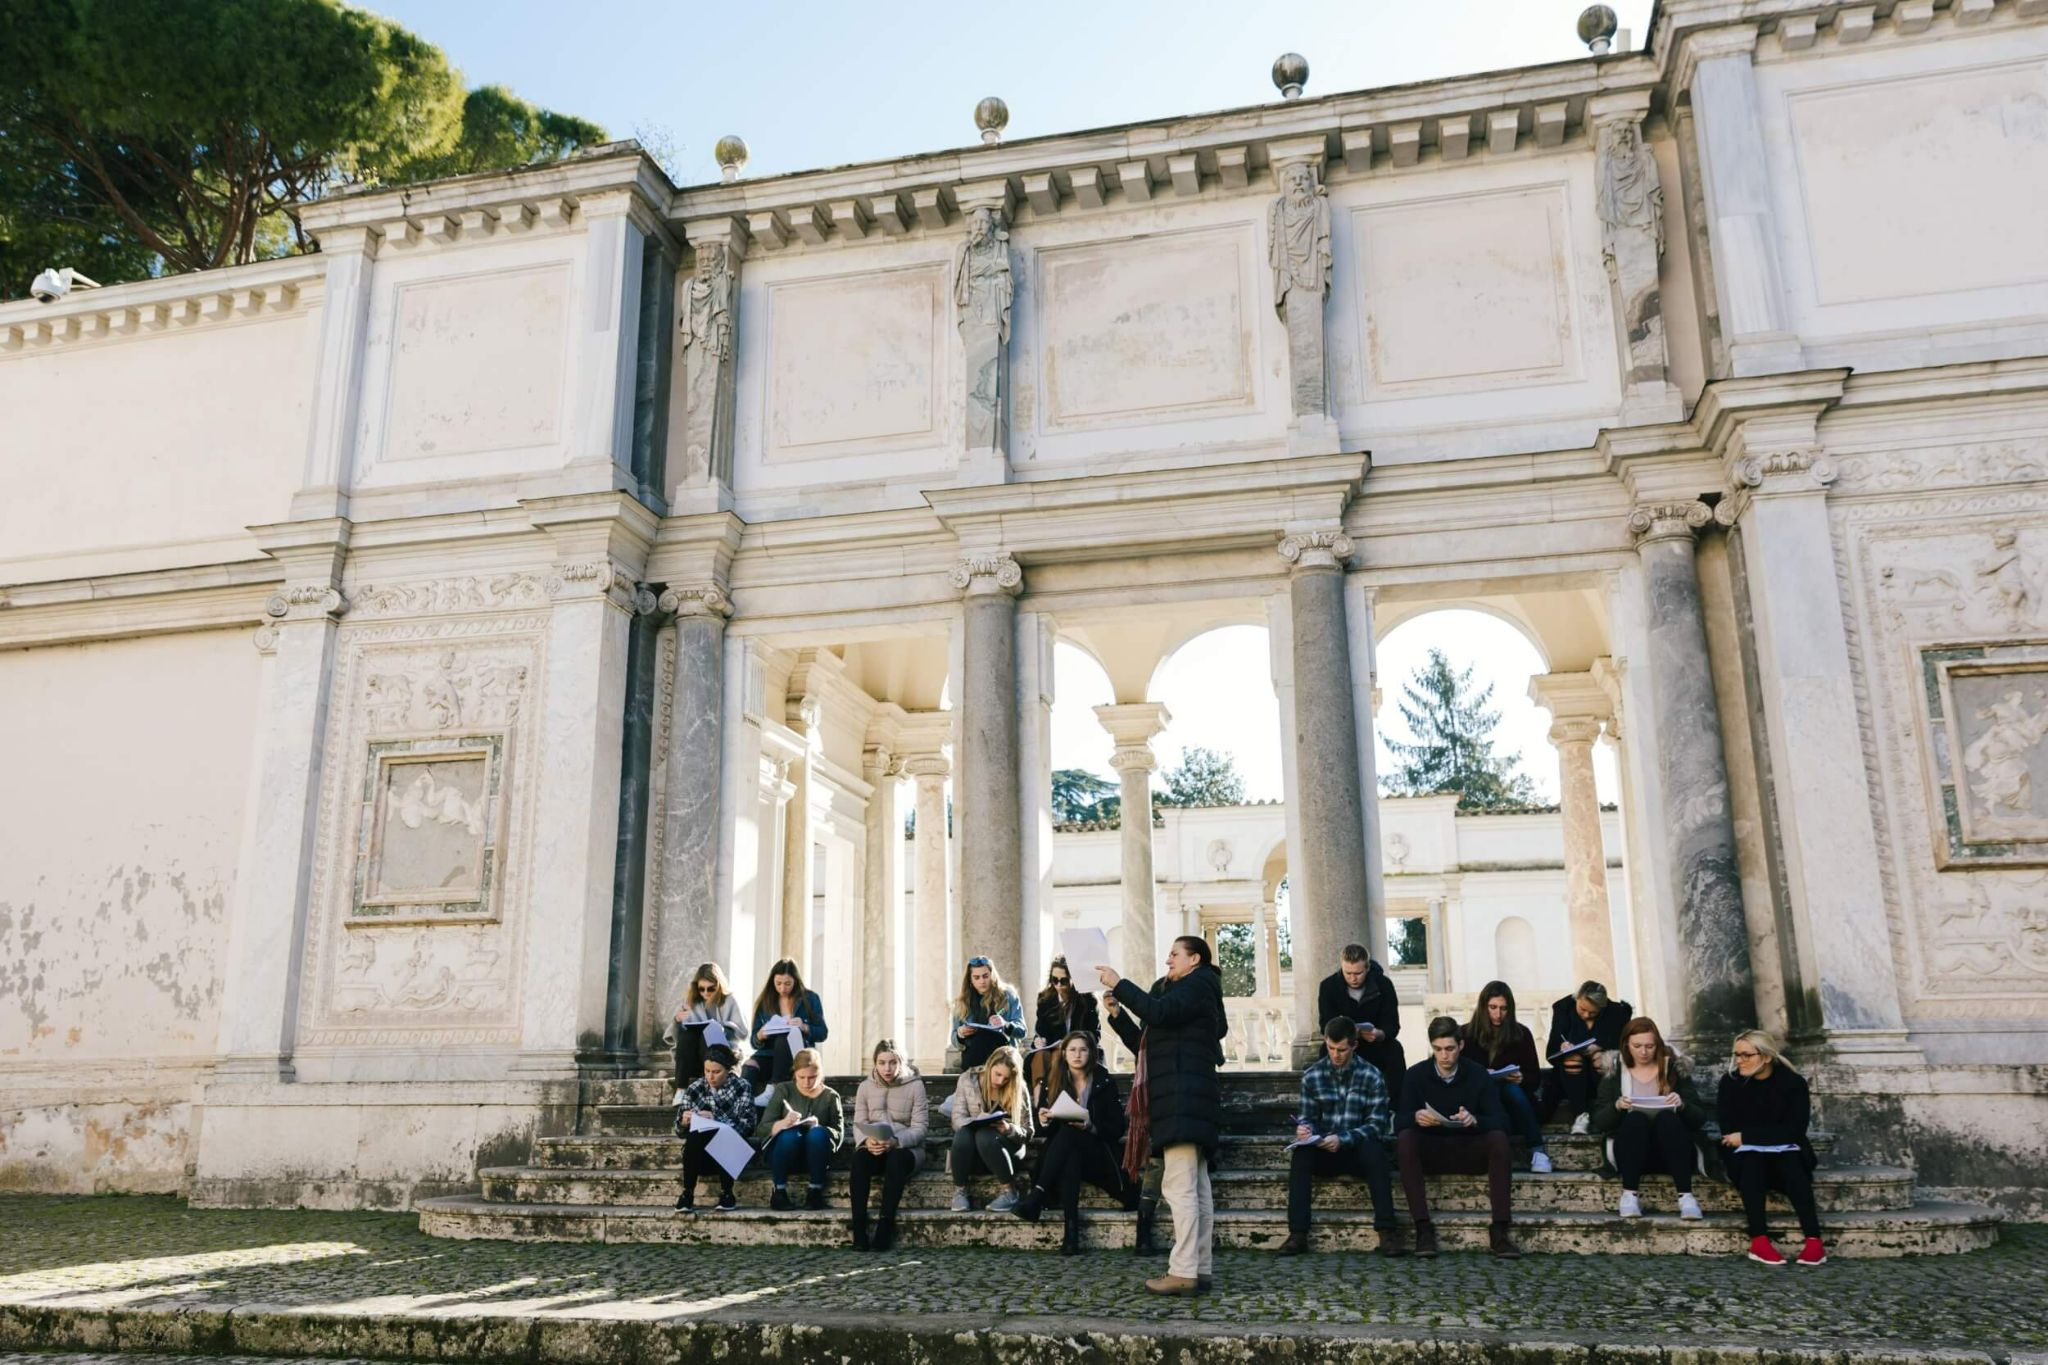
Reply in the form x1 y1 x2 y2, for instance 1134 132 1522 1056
213 520 351 1080
779 697 819 967
1251 900 1277 998
1267 594 1316 1045
1628 501 1756 1041
1268 138 1338 453
1726 448 1915 1059
952 554 1024 978
1016 612 1059 982
860 743 906 1053
1279 529 1372 1060
904 752 953 1069
1528 672 1619 989
673 217 744 514
1096 702 1170 978
653 584 730 1015
520 494 656 1072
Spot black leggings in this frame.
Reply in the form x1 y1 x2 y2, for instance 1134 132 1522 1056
849 1147 918 1223
1033 1125 1127 1216
1727 1150 1822 1239
1544 1062 1599 1119
950 1124 1025 1184
1612 1110 1695 1193
679 1129 742 1198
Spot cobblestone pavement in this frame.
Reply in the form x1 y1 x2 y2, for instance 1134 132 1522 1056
1 1197 2045 1357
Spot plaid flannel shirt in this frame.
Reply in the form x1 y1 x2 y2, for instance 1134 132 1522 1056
1298 1054 1393 1149
672 1072 756 1139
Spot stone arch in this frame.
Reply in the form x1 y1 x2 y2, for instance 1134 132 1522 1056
1375 600 1555 673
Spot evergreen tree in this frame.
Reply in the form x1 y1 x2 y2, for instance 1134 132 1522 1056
1154 746 1247 808
1381 648 1539 811
1050 768 1118 825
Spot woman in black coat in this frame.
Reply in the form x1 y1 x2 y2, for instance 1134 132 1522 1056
1717 1029 1826 1267
1099 935 1227 1296
1015 1030 1135 1254
1029 956 1101 1087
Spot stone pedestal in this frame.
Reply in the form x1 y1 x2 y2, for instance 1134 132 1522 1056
1628 502 1756 1042
652 585 730 1023
1529 671 1619 989
952 555 1024 980
1096 702 1171 978
213 520 351 1080
904 751 952 1070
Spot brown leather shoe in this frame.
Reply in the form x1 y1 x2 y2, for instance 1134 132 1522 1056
1276 1232 1309 1256
1489 1223 1522 1259
1146 1273 1200 1295
1377 1227 1411 1258
1413 1220 1439 1258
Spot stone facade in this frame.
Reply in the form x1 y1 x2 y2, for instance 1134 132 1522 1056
3 0 2047 1214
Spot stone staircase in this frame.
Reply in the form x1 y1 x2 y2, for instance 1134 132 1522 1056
417 1071 2001 1256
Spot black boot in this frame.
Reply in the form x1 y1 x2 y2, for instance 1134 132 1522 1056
1014 1186 1047 1223
1061 1209 1084 1256
873 1217 897 1252
851 1211 871 1251
1133 1199 1164 1256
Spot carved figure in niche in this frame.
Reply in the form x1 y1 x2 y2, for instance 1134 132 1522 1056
679 246 734 361
1594 118 1668 388
678 244 737 487
392 767 486 837
1974 527 2034 629
1385 832 1411 870
472 662 528 722
1267 161 1331 317
451 926 504 1011
1964 690 2048 822
370 755 489 899
340 932 377 976
365 673 412 729
394 932 454 1009
953 206 1013 450
421 652 464 730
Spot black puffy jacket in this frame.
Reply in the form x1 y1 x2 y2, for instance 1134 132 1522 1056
1111 965 1228 1154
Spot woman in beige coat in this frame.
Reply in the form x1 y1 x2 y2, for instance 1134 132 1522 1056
849 1039 928 1251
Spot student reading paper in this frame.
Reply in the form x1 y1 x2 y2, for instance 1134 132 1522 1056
951 956 1027 1070
671 1044 755 1213
1461 982 1552 1173
1396 1017 1519 1259
1279 1016 1404 1258
948 1045 1034 1211
664 962 749 1092
754 1048 846 1211
1014 1031 1135 1255
1590 1018 1710 1221
743 959 829 1092
848 1039 927 1252
1717 1029 1827 1267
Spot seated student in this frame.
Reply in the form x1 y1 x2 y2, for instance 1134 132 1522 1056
671 1044 754 1213
664 961 749 1090
1462 981 1551 1173
1717 1029 1826 1267
849 1038 928 1252
1590 1017 1709 1219
952 956 1028 1071
1028 957 1100 1087
743 959 829 1092
1395 1016 1520 1259
1279 1016 1405 1258
754 1047 846 1211
1015 1030 1134 1254
948 1043 1035 1212
1543 979 1633 1132
1316 942 1406 1099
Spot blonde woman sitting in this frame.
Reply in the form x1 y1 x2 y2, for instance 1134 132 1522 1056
948 1043 1035 1212
754 1047 845 1211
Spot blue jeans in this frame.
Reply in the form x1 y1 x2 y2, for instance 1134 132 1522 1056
766 1126 833 1189
1496 1080 1545 1149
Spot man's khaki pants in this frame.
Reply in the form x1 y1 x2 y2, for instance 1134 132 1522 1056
1160 1143 1213 1280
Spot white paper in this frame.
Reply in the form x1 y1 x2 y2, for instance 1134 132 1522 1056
1549 1037 1598 1061
1487 1064 1522 1078
1734 1142 1801 1154
1423 1104 1472 1127
758 1015 797 1038
1286 1132 1325 1151
1059 927 1112 976
1048 1091 1089 1124
963 1109 1009 1128
681 1018 729 1050
1625 1092 1679 1110
852 1120 896 1143
688 1113 755 1179
961 1017 1007 1034
785 1029 804 1058
783 1101 819 1127
937 1092 957 1119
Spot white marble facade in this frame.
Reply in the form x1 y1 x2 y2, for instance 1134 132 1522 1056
4 0 2048 1211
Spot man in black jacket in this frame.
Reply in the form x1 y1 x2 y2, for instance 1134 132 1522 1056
1542 980 1633 1131
1315 943 1406 1098
1394 1016 1519 1258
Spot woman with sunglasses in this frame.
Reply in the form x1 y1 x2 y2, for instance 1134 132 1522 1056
1029 956 1100 1087
952 955 1027 1071
743 958 829 1092
1717 1029 1826 1266
664 961 749 1091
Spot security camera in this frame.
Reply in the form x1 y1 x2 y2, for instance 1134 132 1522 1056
29 267 100 303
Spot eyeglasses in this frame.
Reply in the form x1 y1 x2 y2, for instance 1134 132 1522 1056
1732 1049 1762 1060
967 956 991 968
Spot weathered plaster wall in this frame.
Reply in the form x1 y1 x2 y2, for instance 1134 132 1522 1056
0 627 259 1190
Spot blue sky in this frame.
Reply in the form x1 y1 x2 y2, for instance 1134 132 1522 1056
365 1 1658 186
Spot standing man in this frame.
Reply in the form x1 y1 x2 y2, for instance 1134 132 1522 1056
1279 1015 1406 1257
1317 942 1406 1098
1394 1017 1520 1259
1543 980 1633 1133
1098 936 1227 1297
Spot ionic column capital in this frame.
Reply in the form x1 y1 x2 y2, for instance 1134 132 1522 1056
902 753 952 782
657 582 734 620
1626 500 1716 546
1277 528 1355 574
1732 448 1837 496
950 552 1023 597
1548 715 1605 749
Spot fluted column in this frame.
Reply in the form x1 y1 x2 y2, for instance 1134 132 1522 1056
1628 501 1756 1041
653 583 730 1026
779 697 819 966
952 553 1024 978
1096 702 1171 977
1529 671 1619 988
860 742 905 1053
904 751 953 1069
1279 528 1371 1060
1251 900 1277 998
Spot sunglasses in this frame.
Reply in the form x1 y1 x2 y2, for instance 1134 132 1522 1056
967 956 991 968
1049 975 1071 985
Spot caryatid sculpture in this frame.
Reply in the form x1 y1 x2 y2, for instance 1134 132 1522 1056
954 205 1013 454
677 242 738 494
1595 118 1669 390
1268 160 1332 423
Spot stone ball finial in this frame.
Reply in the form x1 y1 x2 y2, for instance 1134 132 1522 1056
975 96 1010 145
1577 4 1620 54
714 134 748 184
1272 52 1309 100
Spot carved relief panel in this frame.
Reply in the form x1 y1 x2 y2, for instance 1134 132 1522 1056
297 575 548 1047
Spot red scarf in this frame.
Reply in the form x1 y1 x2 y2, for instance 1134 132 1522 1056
1121 1033 1152 1181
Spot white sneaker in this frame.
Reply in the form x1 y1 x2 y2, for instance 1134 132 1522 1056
1571 1113 1591 1136
950 1187 971 1212
1678 1193 1704 1221
1619 1191 1643 1219
671 1089 685 1107
1529 1150 1553 1174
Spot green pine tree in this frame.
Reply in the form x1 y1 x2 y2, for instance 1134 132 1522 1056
1381 648 1539 811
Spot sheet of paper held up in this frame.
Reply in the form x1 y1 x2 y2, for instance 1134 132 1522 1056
1048 1091 1089 1124
688 1113 755 1179
680 1018 730 1050
852 1121 895 1143
1059 927 1112 975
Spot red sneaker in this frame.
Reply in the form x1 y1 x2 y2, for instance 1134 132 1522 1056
1796 1237 1827 1266
1747 1235 1786 1265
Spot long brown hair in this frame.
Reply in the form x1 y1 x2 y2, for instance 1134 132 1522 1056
1044 1030 1102 1105
980 1045 1028 1124
1464 979 1518 1058
956 957 1014 1023
685 962 730 1009
752 958 808 1022
1035 955 1093 1009
1619 1016 1677 1094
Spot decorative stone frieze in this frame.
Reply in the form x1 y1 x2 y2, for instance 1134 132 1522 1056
949 553 1024 596
545 560 643 613
349 576 548 620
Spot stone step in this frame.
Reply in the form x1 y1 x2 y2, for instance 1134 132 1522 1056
588 1070 1307 1109
478 1162 1916 1214
416 1196 1998 1258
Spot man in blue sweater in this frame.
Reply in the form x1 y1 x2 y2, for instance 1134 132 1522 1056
1395 1016 1520 1258
1278 1016 1406 1257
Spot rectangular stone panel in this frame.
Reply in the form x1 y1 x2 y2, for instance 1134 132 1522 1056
1038 227 1254 429
1923 646 2048 866
353 736 505 921
764 265 942 458
1788 62 2048 307
1353 185 1576 395
383 264 569 461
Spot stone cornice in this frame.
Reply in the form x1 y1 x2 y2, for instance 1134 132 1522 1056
0 255 321 353
298 144 675 245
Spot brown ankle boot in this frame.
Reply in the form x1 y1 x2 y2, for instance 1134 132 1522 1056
1413 1220 1439 1258
1377 1226 1411 1258
1489 1223 1522 1259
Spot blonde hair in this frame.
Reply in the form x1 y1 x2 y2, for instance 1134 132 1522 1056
980 1045 1028 1124
790 1047 822 1076
1731 1028 1792 1073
